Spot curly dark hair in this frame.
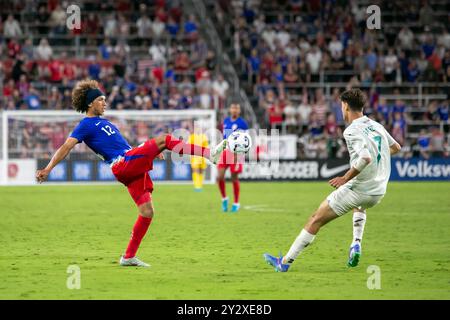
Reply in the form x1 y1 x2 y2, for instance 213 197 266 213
340 89 367 112
71 79 100 113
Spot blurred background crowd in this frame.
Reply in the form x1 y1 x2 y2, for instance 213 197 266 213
1 0 449 160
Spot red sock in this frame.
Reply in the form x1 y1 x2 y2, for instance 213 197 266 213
124 215 152 259
218 179 226 198
165 135 210 158
232 179 240 203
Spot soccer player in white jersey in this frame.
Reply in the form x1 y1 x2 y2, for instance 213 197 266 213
264 88 402 272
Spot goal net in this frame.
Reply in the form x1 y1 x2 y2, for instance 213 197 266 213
1 110 217 185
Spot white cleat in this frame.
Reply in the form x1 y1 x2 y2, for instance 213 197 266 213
210 139 227 164
119 256 150 267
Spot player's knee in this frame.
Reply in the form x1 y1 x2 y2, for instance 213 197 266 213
231 174 239 182
139 203 154 218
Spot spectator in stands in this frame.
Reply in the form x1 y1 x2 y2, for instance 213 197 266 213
212 74 229 110
87 56 101 81
98 38 113 60
3 14 22 38
397 26 415 55
166 16 180 37
437 101 449 122
312 89 328 124
47 86 62 109
184 14 199 42
421 34 436 59
7 38 21 59
423 101 440 123
391 112 406 145
24 87 41 110
283 99 298 133
419 2 434 27
117 14 130 39
16 74 30 97
253 14 266 34
438 28 450 50
384 48 399 82
406 60 420 82
36 5 50 35
21 38 34 60
267 99 284 129
328 34 344 62
324 113 339 137
190 38 208 69
306 45 322 75
104 14 118 38
149 40 167 65
151 16 166 39
174 49 191 71
114 39 130 61
376 97 390 125
136 13 152 41
329 88 344 125
85 13 100 45
365 46 378 72
205 49 217 71
430 126 445 157
48 4 67 36
11 55 26 82
35 38 53 60
308 112 323 137
284 63 299 84
297 90 312 128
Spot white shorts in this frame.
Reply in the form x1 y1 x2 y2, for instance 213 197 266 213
327 186 384 216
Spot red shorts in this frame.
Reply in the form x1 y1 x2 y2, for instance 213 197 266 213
217 149 244 174
111 139 161 206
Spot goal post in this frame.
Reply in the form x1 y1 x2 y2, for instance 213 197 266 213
0 109 217 186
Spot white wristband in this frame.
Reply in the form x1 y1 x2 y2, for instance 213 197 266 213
354 155 370 172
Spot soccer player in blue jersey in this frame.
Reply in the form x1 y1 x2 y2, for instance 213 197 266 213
217 103 249 213
36 79 226 267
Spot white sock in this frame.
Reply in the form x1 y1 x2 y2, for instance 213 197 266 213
352 210 366 245
284 229 316 264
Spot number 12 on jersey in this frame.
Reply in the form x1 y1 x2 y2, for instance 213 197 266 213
101 125 116 136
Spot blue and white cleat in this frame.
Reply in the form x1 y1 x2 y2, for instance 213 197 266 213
222 197 229 212
231 203 240 213
347 243 361 267
263 253 290 272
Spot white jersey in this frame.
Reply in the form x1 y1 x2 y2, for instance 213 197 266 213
343 116 397 196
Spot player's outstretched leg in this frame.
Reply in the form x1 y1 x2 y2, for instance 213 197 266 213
155 134 227 164
348 208 366 267
264 199 339 272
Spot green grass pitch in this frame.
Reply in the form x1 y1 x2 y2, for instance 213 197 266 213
0 182 449 300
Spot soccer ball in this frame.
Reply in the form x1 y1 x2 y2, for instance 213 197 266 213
227 131 252 154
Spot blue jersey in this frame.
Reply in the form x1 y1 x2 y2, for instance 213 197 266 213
70 117 132 164
223 117 249 139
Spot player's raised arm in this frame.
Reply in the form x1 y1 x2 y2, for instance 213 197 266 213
36 137 78 183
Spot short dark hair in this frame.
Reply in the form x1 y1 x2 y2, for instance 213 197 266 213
340 89 366 112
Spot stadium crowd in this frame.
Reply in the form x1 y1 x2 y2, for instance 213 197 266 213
1 0 449 160
210 0 450 158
